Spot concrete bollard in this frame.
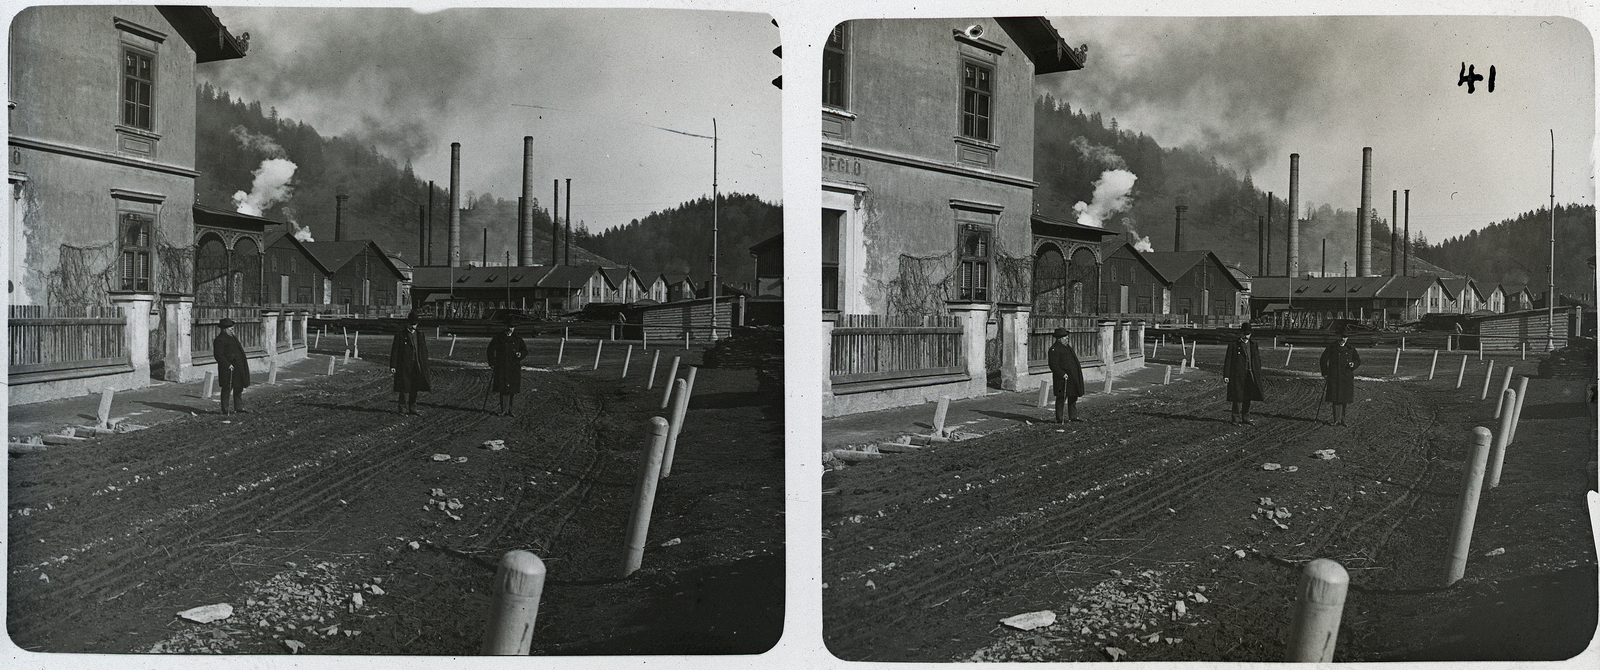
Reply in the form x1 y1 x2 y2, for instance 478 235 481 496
1151 340 1159 359
354 331 360 358
1163 365 1172 385
556 339 565 365
610 324 616 341
449 334 458 357
660 356 682 409
1401 336 1406 351
1274 336 1279 349
1036 380 1051 409
564 327 569 340
1479 338 1484 360
1521 342 1527 360
1487 388 1517 488
343 327 349 346
685 329 691 350
326 355 336 375
268 358 279 385
1494 367 1515 418
436 326 441 339
1429 350 1439 380
647 349 661 390
343 349 351 365
480 550 546 655
1392 348 1401 375
201 370 215 399
1480 360 1495 400
932 395 951 436
1508 376 1530 445
1455 355 1468 389
620 416 671 577
1284 344 1294 368
314 329 321 348
1284 558 1350 662
621 345 633 378
593 340 604 371
1443 427 1494 586
661 367 697 478
643 330 649 350
1102 372 1113 394
97 386 115 428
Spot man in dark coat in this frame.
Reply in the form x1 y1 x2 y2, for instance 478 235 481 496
389 312 432 416
1319 327 1361 426
214 317 250 415
1222 322 1264 425
486 319 527 416
1047 326 1086 423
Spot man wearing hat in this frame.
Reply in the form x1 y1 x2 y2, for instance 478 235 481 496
1319 325 1361 426
389 312 432 415
485 315 528 416
213 317 251 415
1047 326 1086 423
1222 322 1264 424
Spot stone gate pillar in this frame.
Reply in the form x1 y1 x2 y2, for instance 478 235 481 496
161 295 194 382
997 304 1032 391
108 291 155 387
949 302 993 398
1098 319 1116 379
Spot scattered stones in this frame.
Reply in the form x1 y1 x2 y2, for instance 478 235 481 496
660 538 682 547
1484 547 1506 556
430 454 451 462
177 603 233 624
481 439 506 451
1313 449 1338 460
1262 463 1282 471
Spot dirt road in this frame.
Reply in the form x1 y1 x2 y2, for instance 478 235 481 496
8 336 783 655
823 350 1596 662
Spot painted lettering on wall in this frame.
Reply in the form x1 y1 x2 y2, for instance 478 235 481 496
822 153 862 176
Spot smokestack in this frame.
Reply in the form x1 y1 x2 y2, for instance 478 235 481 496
1321 238 1327 277
449 142 462 268
1403 189 1411 276
483 228 488 267
1257 216 1265 275
1265 192 1273 276
1390 190 1399 276
552 179 560 266
334 194 349 242
1288 154 1300 278
417 204 425 263
1173 200 1187 252
565 178 572 266
426 181 435 265
1357 147 1372 277
520 136 535 267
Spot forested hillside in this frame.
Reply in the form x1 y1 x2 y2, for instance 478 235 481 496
1035 95 1410 276
573 194 782 291
1413 205 1595 298
195 84 608 266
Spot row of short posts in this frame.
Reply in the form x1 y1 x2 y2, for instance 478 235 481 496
1284 344 1537 661
479 356 704 654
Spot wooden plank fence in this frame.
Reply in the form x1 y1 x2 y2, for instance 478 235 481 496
192 305 266 357
830 314 965 385
7 304 129 375
1028 315 1101 367
640 299 735 341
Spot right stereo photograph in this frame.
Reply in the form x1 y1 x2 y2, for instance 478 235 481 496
819 15 1597 663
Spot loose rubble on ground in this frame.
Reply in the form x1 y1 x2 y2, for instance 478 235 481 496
966 569 1209 662
148 561 385 653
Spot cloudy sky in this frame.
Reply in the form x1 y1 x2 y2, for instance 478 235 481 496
199 7 781 232
1042 14 1594 245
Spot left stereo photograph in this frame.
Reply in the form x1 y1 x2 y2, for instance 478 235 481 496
6 4 784 656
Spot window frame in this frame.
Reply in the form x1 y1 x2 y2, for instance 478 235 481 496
959 59 994 142
121 46 155 131
118 210 153 292
823 23 848 110
955 223 991 302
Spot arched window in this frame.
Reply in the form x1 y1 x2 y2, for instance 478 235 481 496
1032 244 1068 315
231 237 261 305
1068 247 1099 314
195 234 229 304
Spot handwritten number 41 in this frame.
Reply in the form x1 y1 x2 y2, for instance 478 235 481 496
1459 63 1495 93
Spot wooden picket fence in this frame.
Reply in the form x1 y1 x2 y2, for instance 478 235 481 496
192 305 266 357
7 304 128 375
829 314 965 386
1028 315 1101 367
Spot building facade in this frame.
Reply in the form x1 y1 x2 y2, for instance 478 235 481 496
821 18 1085 317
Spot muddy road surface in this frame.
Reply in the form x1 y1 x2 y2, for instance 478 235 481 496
823 356 1595 662
9 336 784 655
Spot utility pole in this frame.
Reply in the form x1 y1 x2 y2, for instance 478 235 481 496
1549 129 1556 346
710 118 720 340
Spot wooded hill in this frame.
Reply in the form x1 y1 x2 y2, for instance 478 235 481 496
1036 95 1445 278
573 194 782 291
196 84 606 267
1412 204 1596 299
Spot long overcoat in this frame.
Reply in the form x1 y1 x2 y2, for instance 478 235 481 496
1319 342 1361 404
487 332 527 394
1222 337 1264 402
213 332 250 389
1048 340 1085 399
390 328 432 393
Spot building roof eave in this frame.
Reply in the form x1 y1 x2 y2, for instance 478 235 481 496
995 17 1086 74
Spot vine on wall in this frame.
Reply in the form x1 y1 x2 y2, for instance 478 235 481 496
45 242 115 306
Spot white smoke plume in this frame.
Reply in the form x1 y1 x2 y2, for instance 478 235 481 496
232 157 297 216
1073 169 1138 228
1070 137 1128 170
291 221 314 242
229 125 286 158
1124 224 1154 252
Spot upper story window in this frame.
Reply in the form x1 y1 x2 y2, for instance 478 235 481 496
960 61 992 142
122 48 154 130
823 24 848 109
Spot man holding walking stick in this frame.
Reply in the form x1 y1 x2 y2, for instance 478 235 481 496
1048 327 1086 424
